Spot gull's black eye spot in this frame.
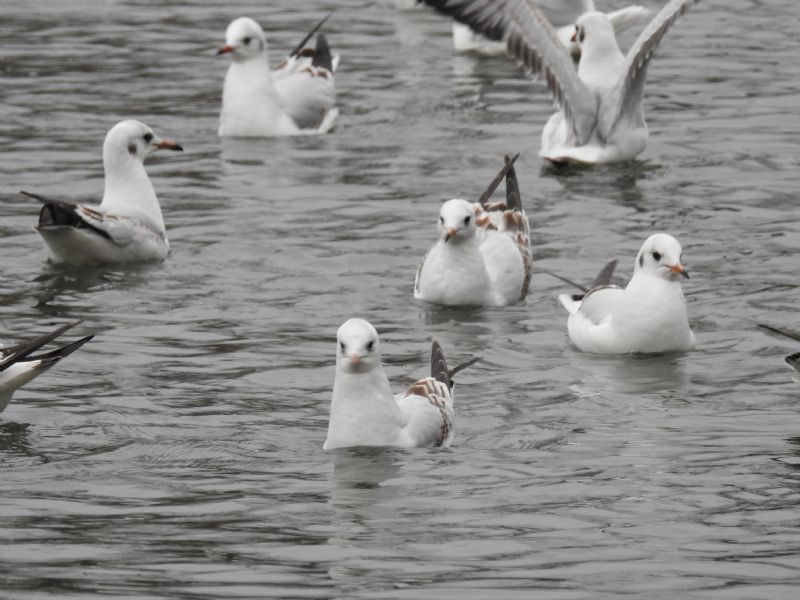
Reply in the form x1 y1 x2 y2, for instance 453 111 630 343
143 133 153 144
339 341 345 352
652 251 662 261
366 341 374 351
638 253 644 268
127 142 137 155
464 216 471 225
579 28 585 43
440 216 444 224
243 36 252 45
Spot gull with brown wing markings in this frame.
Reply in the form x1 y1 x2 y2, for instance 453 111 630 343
324 318 479 449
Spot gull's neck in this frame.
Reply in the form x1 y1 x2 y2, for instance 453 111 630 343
325 366 405 449
221 53 286 125
578 36 625 90
101 153 165 234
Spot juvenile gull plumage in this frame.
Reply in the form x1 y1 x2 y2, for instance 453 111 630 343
218 16 339 137
324 318 479 450
415 154 532 307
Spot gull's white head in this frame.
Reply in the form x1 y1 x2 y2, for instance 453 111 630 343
635 233 690 281
336 318 382 374
103 120 182 170
438 199 477 243
572 11 618 57
218 17 268 61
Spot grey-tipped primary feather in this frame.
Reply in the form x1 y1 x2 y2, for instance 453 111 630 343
590 259 617 289
289 12 333 58
1 321 82 371
430 339 450 387
503 154 522 212
422 0 597 145
476 152 520 207
598 0 699 138
29 335 94 366
447 356 481 385
758 324 800 344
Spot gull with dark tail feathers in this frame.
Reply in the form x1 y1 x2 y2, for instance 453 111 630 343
1 322 94 414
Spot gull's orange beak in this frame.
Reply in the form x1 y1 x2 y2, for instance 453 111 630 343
155 140 183 152
570 26 578 43
669 263 690 279
349 354 361 365
217 44 235 55
445 227 457 242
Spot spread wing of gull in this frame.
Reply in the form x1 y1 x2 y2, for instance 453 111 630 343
422 0 597 145
597 0 699 139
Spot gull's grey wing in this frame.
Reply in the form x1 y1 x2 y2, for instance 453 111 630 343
578 285 624 325
422 0 597 145
598 0 699 138
1 321 81 371
476 152 519 207
289 12 332 58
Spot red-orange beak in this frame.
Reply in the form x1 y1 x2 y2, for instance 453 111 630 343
445 227 457 242
669 263 690 279
349 354 361 365
217 44 235 55
570 26 578 43
155 139 183 152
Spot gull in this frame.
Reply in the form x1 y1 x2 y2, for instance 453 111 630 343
452 1 650 58
218 15 339 137
324 318 479 449
1 321 93 414
415 153 532 306
23 120 182 266
558 233 695 353
420 0 699 164
758 324 800 375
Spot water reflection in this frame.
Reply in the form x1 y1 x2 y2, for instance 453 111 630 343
328 446 405 513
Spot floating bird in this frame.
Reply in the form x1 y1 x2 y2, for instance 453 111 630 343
420 0 699 164
559 233 695 353
1 321 93 413
324 318 479 449
415 154 532 306
24 120 181 266
452 1 650 58
758 324 800 375
218 15 339 137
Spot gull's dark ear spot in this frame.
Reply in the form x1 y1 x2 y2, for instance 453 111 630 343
638 252 644 268
127 143 137 155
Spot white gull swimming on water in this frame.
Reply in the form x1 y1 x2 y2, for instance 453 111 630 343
559 233 695 354
25 120 182 266
218 15 339 137
1 321 93 414
324 318 479 449
415 154 532 307
421 0 699 164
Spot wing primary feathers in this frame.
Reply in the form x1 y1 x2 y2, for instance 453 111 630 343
289 12 333 58
447 356 481 387
24 190 113 240
590 259 617 289
0 321 82 371
504 154 522 212
31 335 94 366
476 152 520 207
312 33 333 72
430 339 450 387
541 270 589 294
758 324 800 344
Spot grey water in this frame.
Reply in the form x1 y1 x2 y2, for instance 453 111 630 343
1 0 799 597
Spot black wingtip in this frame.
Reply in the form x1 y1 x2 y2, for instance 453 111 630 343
477 153 520 207
34 334 94 366
290 11 333 58
759 324 800 343
312 33 334 72
0 321 82 371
